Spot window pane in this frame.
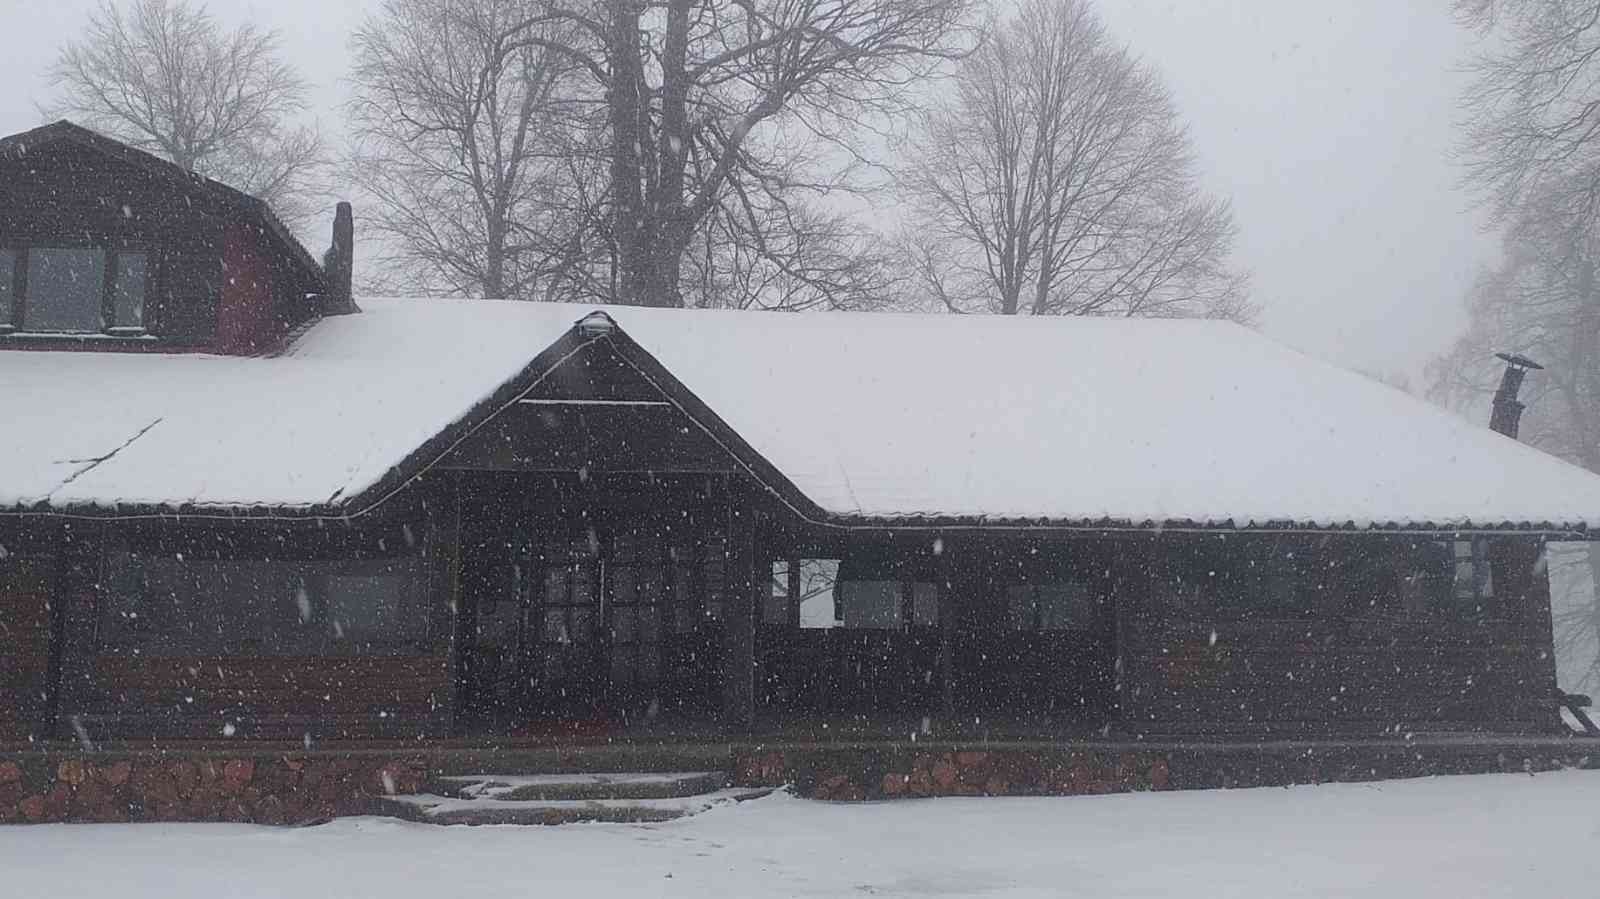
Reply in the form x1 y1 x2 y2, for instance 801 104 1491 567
763 561 790 624
1036 583 1094 630
1008 585 1036 630
26 248 104 332
0 249 14 324
911 582 939 626
324 559 424 641
113 252 147 328
839 580 902 629
102 552 294 652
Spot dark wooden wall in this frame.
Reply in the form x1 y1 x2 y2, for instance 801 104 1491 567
0 142 223 346
0 543 58 742
442 341 739 475
1117 534 1561 736
46 482 460 743
0 139 319 352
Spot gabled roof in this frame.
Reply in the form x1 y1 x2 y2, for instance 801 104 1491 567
0 120 325 291
5 297 1600 534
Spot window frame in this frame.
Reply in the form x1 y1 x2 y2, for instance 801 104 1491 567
0 239 156 337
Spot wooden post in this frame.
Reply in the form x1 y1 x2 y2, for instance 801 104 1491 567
722 488 759 731
937 537 955 726
786 556 802 630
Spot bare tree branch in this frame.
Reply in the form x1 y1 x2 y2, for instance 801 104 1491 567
46 0 325 228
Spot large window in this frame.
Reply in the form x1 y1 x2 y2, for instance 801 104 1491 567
1 245 149 334
1007 582 1096 631
836 578 938 630
1157 535 1497 621
99 529 428 655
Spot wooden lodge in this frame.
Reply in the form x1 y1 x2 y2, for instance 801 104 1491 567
2 122 1597 756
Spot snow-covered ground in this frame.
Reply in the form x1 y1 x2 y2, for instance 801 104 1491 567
4 770 1599 898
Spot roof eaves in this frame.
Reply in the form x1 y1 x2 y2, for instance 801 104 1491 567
814 512 1594 538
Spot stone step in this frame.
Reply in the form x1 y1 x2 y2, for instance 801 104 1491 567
427 770 729 802
372 786 775 826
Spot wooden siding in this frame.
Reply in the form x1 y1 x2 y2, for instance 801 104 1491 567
1118 536 1560 736
0 141 223 346
0 550 56 741
0 137 319 352
441 341 739 474
50 486 459 742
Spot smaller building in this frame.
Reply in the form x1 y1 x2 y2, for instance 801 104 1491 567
1 123 1597 753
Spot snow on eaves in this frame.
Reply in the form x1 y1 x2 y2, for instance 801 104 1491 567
6 296 1600 532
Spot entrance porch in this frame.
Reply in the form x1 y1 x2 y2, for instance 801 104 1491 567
447 471 1122 741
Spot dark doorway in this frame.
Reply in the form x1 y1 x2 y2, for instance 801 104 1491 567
455 476 728 735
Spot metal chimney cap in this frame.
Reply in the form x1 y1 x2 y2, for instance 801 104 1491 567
1495 352 1544 371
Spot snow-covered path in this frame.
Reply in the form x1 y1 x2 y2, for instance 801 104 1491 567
4 770 1598 898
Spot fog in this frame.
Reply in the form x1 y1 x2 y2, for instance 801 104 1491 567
0 0 1498 381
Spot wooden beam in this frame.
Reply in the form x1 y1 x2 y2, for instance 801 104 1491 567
786 556 802 630
722 488 759 730
937 538 955 725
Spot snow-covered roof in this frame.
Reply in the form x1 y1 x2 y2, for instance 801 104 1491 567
6 297 1600 531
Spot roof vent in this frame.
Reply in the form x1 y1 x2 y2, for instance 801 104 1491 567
1489 352 1543 439
576 311 616 339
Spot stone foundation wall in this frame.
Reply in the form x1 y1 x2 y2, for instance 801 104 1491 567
732 742 1599 801
0 754 427 825
0 739 1593 824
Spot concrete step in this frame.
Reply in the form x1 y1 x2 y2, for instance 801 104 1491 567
428 770 729 802
372 785 775 826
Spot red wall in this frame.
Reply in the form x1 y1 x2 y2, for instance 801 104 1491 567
214 223 282 355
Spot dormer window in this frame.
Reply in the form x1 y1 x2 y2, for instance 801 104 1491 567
0 246 148 335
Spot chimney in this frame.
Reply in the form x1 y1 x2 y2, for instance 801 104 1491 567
1489 352 1543 439
321 201 359 315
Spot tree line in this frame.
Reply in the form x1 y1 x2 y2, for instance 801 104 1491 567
45 0 1250 319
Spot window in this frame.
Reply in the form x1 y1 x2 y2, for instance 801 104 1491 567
27 248 105 332
835 577 938 630
1008 582 1096 631
112 252 147 330
0 249 14 324
99 532 427 655
764 559 842 628
1447 538 1495 610
324 560 427 641
1156 535 1497 622
2 246 149 334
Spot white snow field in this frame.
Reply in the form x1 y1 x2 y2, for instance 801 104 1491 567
3 770 1598 898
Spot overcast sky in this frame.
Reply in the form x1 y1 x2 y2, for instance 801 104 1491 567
0 0 1498 383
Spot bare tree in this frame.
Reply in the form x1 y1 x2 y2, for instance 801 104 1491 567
487 0 979 308
348 0 605 300
1457 1 1600 226
47 0 324 226
898 0 1248 320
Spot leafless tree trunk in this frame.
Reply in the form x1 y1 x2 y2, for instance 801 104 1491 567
898 0 1249 321
347 0 604 300
502 0 978 308
47 0 324 228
